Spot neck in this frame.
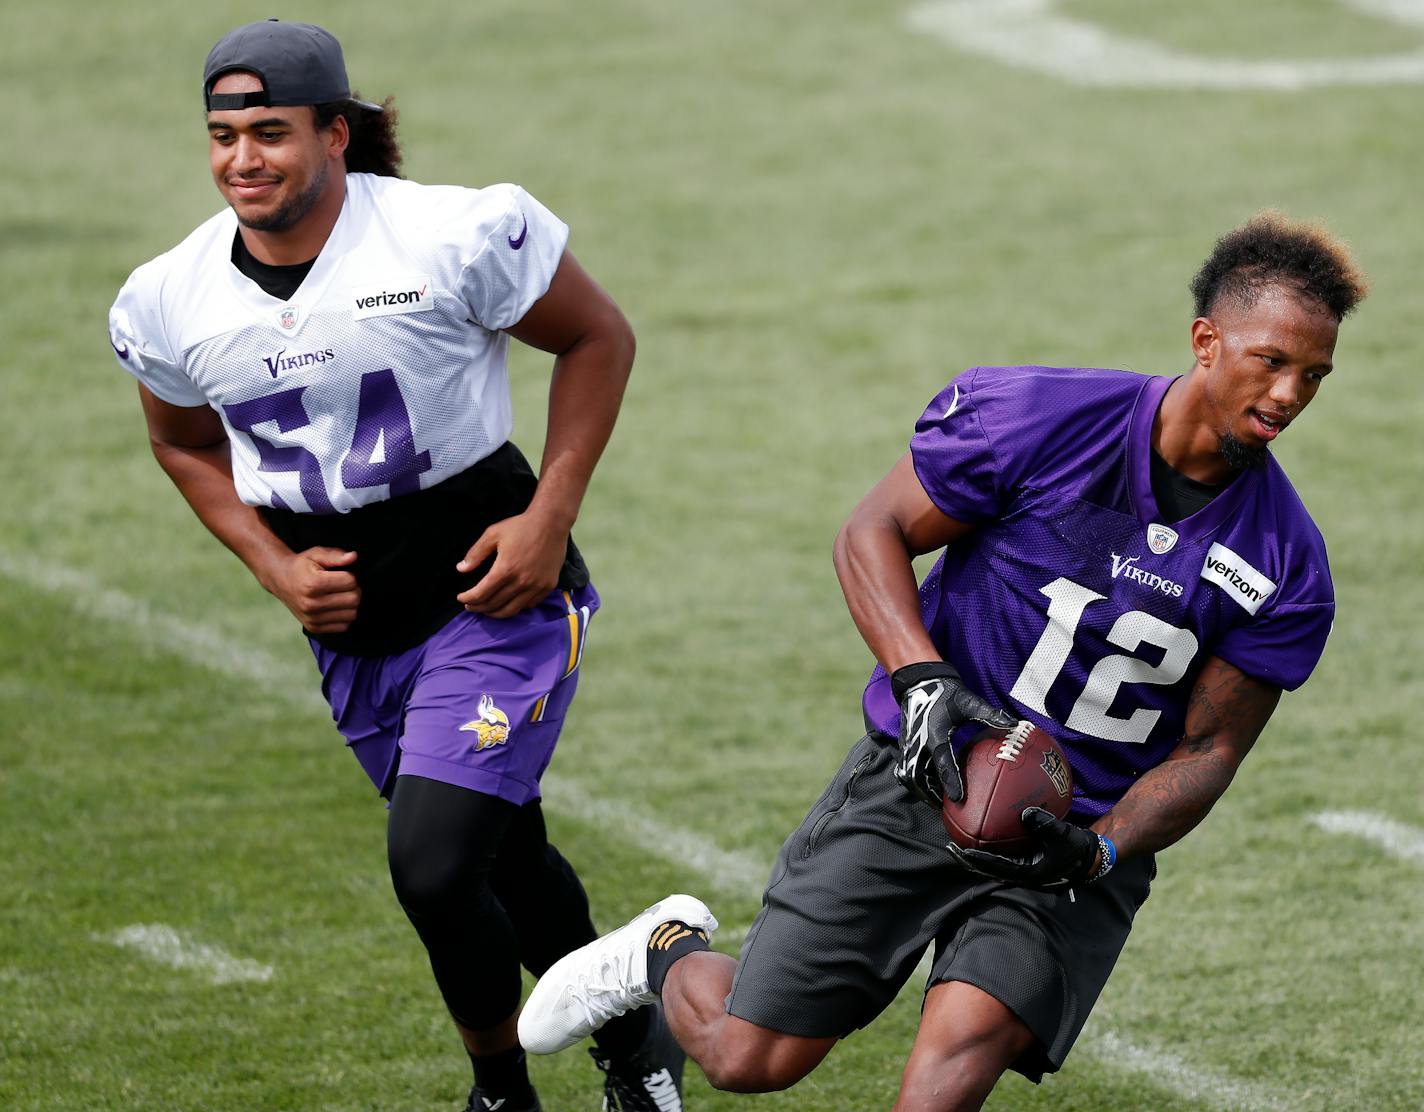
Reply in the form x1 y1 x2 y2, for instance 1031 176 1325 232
1152 369 1236 486
237 173 347 265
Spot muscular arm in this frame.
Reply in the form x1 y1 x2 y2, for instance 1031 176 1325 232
832 452 976 672
837 451 1282 872
1095 655 1282 859
457 250 635 617
137 385 359 633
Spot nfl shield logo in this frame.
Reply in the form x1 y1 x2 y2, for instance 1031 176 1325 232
1148 523 1178 555
278 307 298 330
1041 749 1071 798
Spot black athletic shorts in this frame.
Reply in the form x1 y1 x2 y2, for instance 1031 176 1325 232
725 733 1156 1081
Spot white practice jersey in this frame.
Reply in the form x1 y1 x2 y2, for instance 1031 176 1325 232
108 174 568 513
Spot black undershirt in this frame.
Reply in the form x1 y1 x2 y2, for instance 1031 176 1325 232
231 231 315 300
1149 448 1227 524
228 231 588 657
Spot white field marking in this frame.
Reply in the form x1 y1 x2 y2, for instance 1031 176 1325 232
8 551 1310 1107
1348 0 1424 27
905 0 1424 90
0 549 772 896
1310 810 1424 864
104 924 274 985
540 782 771 894
0 550 326 713
1084 1028 1292 1112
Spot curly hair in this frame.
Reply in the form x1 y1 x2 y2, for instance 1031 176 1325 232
314 92 403 178
1190 212 1368 321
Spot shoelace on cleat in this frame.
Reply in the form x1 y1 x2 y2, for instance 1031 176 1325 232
568 948 646 1029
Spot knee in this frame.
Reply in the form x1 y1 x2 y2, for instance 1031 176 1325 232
702 1055 799 1094
898 1029 1027 1111
899 1055 999 1111
699 1036 821 1094
388 842 492 923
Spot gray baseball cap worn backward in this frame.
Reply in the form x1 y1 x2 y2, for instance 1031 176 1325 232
203 19 383 112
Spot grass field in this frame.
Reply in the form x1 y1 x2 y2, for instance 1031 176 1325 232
3 1 1423 1109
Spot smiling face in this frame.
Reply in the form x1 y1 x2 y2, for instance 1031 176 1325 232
206 71 347 236
1190 283 1339 471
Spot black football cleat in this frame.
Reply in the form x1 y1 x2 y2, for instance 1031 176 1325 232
463 1083 542 1112
589 1001 686 1111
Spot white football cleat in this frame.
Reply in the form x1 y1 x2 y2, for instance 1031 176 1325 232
518 894 717 1055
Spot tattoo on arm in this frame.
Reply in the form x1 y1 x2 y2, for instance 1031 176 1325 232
1098 660 1281 857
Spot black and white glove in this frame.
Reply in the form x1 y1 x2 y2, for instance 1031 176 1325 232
891 661 1016 806
946 807 1114 891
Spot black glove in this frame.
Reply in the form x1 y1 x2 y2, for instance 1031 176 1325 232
891 661 1016 805
946 807 1109 891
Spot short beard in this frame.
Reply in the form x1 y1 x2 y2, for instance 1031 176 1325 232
1219 431 1268 472
233 161 329 233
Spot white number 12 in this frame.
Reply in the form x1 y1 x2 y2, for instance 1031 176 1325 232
1008 577 1198 744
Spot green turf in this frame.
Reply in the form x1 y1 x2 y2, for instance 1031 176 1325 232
3 0 1422 1108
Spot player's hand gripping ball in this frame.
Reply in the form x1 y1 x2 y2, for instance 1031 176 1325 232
891 661 1017 806
941 721 1073 856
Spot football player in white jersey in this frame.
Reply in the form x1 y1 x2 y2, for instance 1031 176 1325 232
109 20 679 1112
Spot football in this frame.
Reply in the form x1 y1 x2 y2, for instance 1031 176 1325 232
942 721 1074 855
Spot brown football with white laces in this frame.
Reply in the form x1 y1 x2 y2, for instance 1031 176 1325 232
942 721 1074 854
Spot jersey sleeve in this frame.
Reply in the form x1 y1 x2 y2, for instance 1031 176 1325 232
1212 563 1334 691
454 184 570 332
1213 601 1333 691
108 268 207 407
910 367 1008 522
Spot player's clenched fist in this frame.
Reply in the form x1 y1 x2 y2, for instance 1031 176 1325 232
891 661 1016 805
456 511 568 619
266 547 361 633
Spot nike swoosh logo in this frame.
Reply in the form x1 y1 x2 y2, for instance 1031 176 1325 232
110 337 130 360
507 215 528 250
943 383 960 419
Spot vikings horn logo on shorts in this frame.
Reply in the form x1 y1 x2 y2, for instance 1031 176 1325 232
460 694 511 750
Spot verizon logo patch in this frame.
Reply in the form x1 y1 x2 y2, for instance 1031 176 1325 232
1201 542 1276 615
351 275 435 320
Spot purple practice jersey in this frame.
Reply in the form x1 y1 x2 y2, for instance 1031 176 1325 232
862 366 1334 816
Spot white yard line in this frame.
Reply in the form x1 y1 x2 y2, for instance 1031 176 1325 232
905 0 1424 90
0 548 770 894
1347 0 1424 29
540 782 771 894
0 551 325 712
104 924 274 985
1084 1028 1292 1111
1310 810 1424 864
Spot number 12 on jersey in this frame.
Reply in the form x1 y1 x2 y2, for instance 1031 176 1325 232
1008 577 1198 745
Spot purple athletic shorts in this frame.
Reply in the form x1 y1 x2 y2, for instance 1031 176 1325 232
309 584 598 803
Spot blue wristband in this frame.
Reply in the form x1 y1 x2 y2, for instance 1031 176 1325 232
1092 834 1116 882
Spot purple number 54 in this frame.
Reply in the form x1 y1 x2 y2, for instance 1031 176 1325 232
223 368 433 512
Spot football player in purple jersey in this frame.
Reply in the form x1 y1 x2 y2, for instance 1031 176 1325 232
110 20 685 1112
517 214 1368 1110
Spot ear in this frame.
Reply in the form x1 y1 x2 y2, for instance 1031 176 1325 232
1190 316 1219 368
324 112 350 162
